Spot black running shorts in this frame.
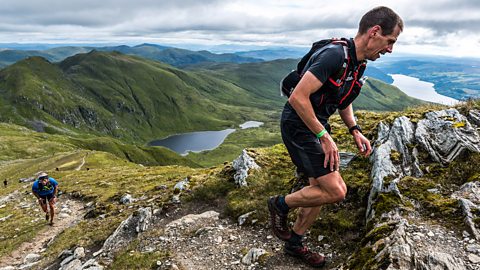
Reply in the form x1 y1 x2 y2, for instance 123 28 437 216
281 120 333 179
39 193 55 204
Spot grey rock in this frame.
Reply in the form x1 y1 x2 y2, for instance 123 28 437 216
59 259 82 270
469 109 480 127
238 211 256 226
173 178 189 192
373 219 467 270
58 249 73 260
73 247 85 259
452 182 480 240
241 248 267 265
23 253 41 264
101 207 152 258
468 254 480 264
368 116 420 220
165 211 219 236
0 266 17 270
232 149 260 187
339 152 356 169
466 244 480 253
0 214 13 222
17 262 39 270
82 259 103 269
119 194 134 204
416 109 480 164
60 255 74 267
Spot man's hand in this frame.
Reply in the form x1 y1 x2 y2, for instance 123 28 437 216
352 130 372 157
320 133 340 171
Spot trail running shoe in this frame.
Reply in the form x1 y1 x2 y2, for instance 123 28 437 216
267 196 291 241
284 243 326 268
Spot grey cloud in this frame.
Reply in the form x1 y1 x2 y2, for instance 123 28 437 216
0 0 223 27
408 19 480 34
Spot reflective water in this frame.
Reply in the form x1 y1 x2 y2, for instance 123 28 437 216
390 74 458 105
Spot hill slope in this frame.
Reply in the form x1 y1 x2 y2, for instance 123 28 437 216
193 59 425 111
0 52 273 142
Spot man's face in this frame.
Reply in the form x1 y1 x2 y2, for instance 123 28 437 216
39 176 48 184
366 25 401 61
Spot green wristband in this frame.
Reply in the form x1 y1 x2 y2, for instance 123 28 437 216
316 129 328 138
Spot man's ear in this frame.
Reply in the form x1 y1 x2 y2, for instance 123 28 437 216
369 25 382 37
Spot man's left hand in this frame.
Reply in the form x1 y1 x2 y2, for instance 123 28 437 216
352 131 372 157
49 197 57 204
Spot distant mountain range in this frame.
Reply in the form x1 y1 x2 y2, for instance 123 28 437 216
0 43 262 68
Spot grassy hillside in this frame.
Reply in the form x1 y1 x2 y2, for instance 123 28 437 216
0 100 478 269
0 52 274 142
193 59 426 112
0 122 197 168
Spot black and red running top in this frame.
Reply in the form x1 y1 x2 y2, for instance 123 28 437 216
284 38 367 131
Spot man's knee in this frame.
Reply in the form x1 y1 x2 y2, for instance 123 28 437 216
331 185 347 202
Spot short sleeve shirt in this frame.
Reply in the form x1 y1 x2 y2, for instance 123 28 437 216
32 178 58 196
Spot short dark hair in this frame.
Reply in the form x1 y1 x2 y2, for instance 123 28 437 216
358 6 403 35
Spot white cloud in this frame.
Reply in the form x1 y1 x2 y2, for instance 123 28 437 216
0 0 478 57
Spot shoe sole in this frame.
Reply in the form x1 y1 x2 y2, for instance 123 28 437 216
284 247 326 268
267 197 291 241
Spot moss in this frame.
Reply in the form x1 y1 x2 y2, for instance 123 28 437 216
397 176 461 227
373 193 403 217
108 239 169 270
346 246 383 270
361 223 395 246
390 150 402 164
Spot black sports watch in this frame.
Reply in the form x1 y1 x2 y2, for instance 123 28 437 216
349 125 362 135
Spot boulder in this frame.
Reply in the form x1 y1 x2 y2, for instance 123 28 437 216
101 207 152 257
367 116 421 220
241 248 267 265
23 253 41 264
416 109 480 164
119 194 134 204
232 149 260 187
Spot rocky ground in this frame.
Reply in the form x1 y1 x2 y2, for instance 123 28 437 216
0 196 85 269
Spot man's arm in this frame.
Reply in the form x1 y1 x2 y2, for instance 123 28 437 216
338 104 372 156
289 71 340 171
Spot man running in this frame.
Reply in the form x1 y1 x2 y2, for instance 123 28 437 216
32 172 59 225
269 6 403 267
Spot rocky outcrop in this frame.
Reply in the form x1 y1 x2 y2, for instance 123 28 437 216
367 116 423 220
416 109 480 164
358 109 480 270
232 149 260 187
100 207 152 258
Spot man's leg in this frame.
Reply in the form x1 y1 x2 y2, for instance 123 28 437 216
280 172 346 268
48 200 55 224
285 171 346 208
38 200 47 213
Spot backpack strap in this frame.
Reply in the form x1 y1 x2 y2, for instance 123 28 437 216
297 38 350 87
327 40 349 87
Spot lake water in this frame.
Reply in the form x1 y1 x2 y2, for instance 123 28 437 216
149 129 236 155
390 74 458 105
149 121 265 155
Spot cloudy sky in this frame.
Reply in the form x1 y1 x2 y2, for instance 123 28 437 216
0 0 479 57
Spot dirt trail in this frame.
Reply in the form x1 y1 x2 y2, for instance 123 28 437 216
0 198 85 268
75 154 87 171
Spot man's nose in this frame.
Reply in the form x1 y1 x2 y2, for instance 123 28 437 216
386 44 393 53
